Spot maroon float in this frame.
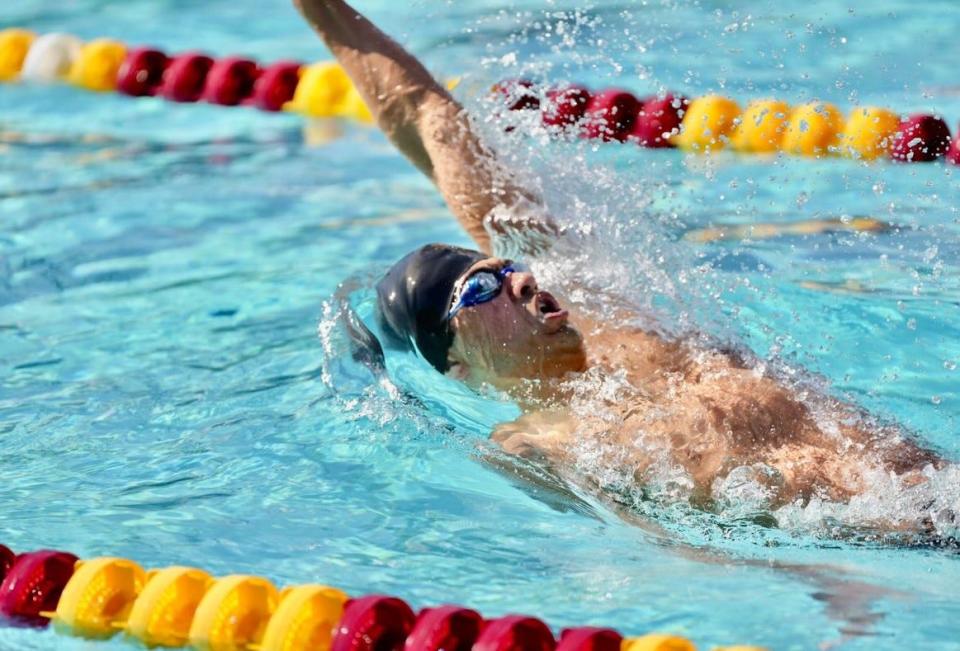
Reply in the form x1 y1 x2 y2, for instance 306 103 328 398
556 627 623 651
331 595 417 651
542 85 591 128
248 61 302 111
202 57 260 106
0 550 78 627
0 546 14 585
495 79 540 111
472 615 556 651
581 89 642 142
158 52 214 103
630 93 688 148
116 47 169 97
947 130 960 165
891 114 952 162
405 605 484 651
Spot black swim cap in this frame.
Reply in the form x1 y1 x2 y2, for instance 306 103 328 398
376 244 487 372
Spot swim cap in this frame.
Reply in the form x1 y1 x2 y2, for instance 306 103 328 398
376 244 487 372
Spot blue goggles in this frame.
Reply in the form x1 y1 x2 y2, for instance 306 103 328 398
447 263 522 320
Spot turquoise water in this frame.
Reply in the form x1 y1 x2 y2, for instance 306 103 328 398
2 1 959 650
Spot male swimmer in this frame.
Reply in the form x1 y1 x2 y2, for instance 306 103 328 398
295 0 947 526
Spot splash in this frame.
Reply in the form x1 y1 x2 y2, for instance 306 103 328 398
445 5 960 547
314 4 959 549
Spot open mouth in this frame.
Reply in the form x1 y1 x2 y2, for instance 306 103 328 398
535 291 569 333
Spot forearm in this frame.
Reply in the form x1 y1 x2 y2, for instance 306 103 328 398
294 0 448 175
294 0 544 254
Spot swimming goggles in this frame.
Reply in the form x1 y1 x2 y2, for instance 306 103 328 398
447 264 522 320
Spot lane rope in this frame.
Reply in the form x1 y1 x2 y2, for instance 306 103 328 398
0 28 372 122
2 28 957 165
0 543 765 651
494 78 959 163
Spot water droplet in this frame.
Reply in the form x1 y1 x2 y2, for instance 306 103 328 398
931 395 942 405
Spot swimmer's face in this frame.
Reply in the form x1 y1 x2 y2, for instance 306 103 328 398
447 258 587 383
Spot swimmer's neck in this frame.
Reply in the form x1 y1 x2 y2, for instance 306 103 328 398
448 360 589 405
449 316 672 401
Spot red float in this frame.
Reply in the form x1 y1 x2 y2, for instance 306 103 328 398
405 605 484 651
158 52 214 103
330 595 417 651
495 79 540 111
542 85 591 128
947 132 960 165
248 60 302 112
556 627 622 651
581 89 642 142
116 47 169 97
202 57 260 106
472 615 556 651
630 93 688 148
891 114 952 162
0 550 78 627
0 546 14 584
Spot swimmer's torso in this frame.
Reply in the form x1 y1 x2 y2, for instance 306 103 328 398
495 316 936 508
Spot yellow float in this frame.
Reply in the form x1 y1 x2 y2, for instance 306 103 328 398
68 39 127 91
674 95 741 152
260 584 349 651
623 634 698 651
286 61 349 117
339 85 374 123
188 574 279 651
840 106 901 161
731 99 791 153
125 566 214 647
50 557 147 639
285 61 372 122
0 29 36 81
781 102 844 156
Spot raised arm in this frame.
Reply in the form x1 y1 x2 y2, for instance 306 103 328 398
294 0 540 253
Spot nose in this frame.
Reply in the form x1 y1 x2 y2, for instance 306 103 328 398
507 271 538 302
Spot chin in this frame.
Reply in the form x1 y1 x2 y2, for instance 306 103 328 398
537 326 587 376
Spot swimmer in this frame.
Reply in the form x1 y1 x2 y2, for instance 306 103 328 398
295 1 949 530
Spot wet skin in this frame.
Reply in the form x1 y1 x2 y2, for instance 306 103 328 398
449 258 941 510
294 0 946 524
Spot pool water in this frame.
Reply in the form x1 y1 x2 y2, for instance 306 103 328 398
2 1 959 649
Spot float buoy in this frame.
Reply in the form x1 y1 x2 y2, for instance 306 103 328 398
629 94 688 148
781 102 844 156
891 114 951 162
0 550 79 627
840 106 901 160
581 89 642 141
0 29 36 81
731 99 791 153
68 39 127 91
404 605 484 651
672 94 741 152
